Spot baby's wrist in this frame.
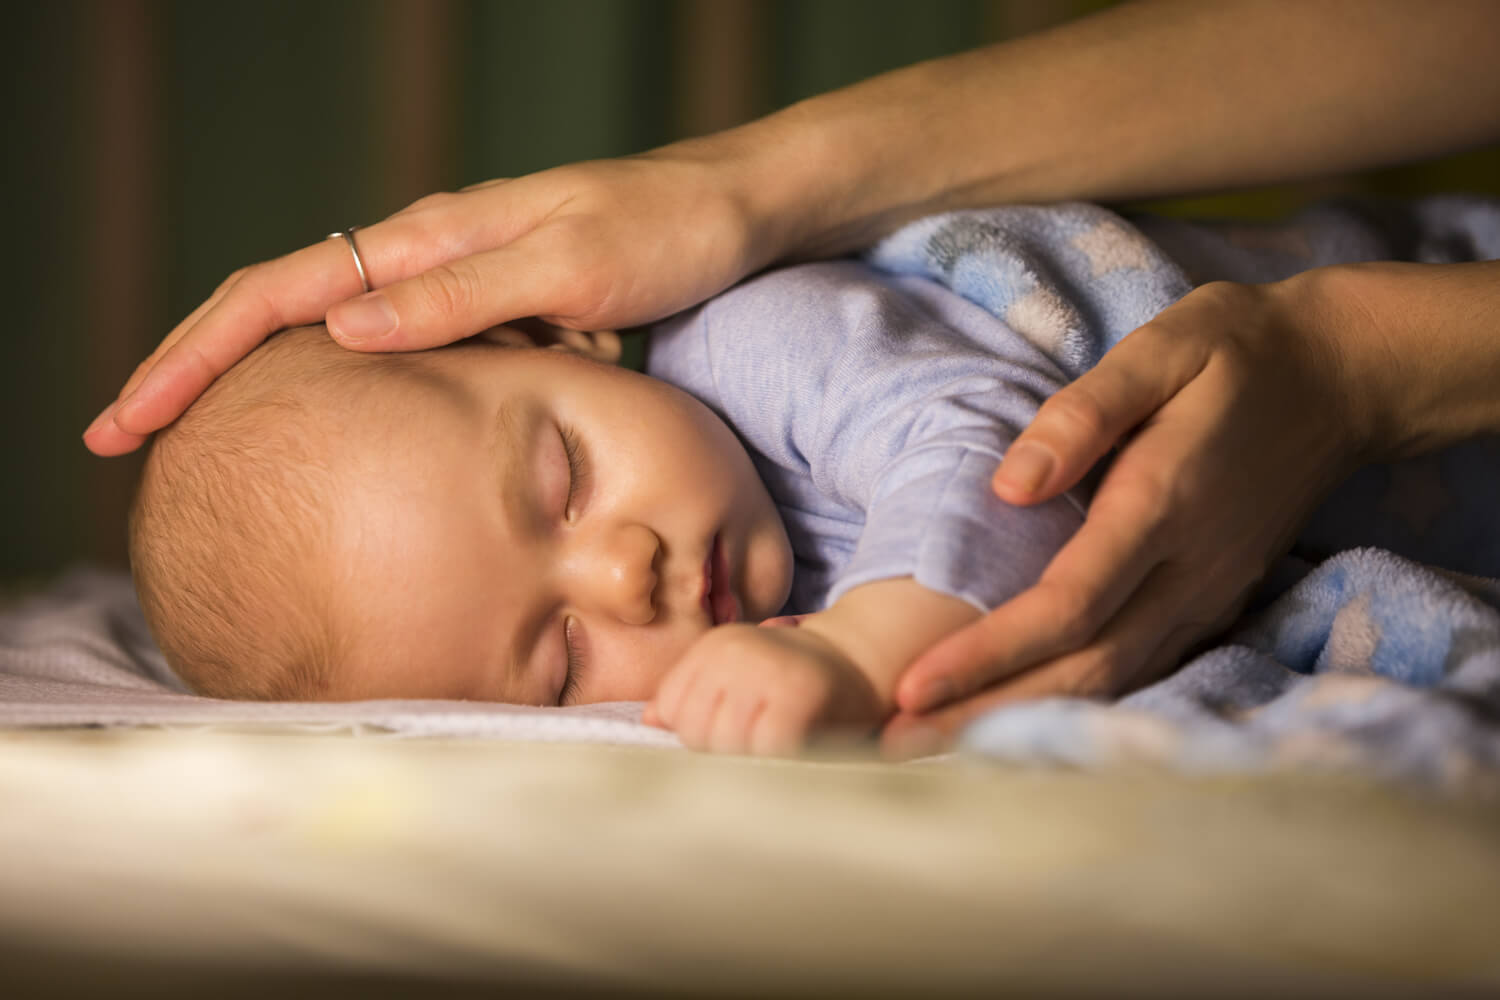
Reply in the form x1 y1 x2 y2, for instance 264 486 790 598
793 614 899 715
797 580 982 713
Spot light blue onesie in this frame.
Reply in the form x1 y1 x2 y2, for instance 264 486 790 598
645 198 1500 619
646 259 1089 618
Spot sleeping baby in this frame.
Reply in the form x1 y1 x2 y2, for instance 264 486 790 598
130 247 1087 754
130 200 1500 754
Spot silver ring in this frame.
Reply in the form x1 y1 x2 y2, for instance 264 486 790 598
327 226 371 294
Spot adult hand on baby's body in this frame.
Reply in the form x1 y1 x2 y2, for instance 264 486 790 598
643 622 884 756
83 145 776 456
883 272 1387 757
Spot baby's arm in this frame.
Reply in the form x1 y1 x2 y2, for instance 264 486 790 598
644 578 977 755
643 264 1082 754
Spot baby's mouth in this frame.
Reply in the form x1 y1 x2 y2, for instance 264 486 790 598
702 533 740 626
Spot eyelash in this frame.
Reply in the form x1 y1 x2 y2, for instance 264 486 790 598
560 424 589 521
559 616 583 706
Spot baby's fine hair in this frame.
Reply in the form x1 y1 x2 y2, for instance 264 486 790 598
130 326 415 700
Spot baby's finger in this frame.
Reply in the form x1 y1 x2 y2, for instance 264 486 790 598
672 683 728 752
706 688 767 755
993 321 1205 504
325 224 610 352
646 657 700 733
748 698 816 758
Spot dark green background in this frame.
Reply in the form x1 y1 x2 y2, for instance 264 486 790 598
4 0 1496 584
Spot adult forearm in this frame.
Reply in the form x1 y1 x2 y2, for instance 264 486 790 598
720 0 1500 261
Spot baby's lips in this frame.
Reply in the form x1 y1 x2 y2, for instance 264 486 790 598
757 614 808 629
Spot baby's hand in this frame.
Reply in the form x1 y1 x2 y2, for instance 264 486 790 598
642 623 883 755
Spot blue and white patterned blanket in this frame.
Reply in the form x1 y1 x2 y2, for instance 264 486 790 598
867 198 1500 792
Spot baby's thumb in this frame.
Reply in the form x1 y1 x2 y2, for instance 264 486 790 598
326 243 560 352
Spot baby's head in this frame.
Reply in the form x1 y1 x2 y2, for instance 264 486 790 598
130 325 793 705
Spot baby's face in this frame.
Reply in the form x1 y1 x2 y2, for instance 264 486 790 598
320 338 793 706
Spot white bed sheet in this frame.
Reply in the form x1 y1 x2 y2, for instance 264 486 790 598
0 569 676 746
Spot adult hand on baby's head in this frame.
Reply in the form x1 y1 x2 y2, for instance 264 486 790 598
882 273 1382 758
83 144 775 456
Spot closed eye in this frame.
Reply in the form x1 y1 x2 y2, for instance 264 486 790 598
558 615 586 706
559 424 591 521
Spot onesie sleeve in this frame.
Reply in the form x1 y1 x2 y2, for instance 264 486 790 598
832 436 1083 613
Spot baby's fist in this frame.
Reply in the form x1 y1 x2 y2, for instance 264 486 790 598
644 623 882 755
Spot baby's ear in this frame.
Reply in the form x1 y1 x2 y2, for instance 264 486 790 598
475 321 622 364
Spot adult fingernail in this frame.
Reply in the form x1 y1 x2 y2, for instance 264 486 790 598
113 394 146 430
328 292 398 345
83 401 118 439
997 442 1053 495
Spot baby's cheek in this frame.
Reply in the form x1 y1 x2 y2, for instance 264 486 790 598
596 621 710 702
745 525 796 620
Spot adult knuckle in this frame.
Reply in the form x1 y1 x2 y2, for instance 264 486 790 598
1038 387 1110 444
232 274 287 336
214 267 250 296
545 220 621 323
1103 462 1177 532
405 190 454 214
1040 581 1104 644
1070 647 1128 696
419 261 482 317
1191 279 1251 312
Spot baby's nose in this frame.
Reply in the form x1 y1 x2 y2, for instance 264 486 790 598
568 522 660 625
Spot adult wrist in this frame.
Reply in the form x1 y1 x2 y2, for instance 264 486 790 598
1291 260 1500 463
1269 265 1390 466
676 52 973 268
691 98 875 269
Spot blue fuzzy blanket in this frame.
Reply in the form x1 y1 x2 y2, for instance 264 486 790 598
867 198 1500 792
